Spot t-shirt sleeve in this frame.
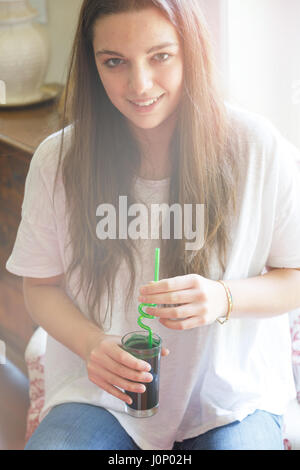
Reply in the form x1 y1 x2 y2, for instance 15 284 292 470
5 139 64 278
266 133 300 269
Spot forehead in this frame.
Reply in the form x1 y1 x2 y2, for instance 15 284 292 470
92 7 179 50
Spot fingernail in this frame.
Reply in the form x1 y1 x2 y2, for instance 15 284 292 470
146 307 154 313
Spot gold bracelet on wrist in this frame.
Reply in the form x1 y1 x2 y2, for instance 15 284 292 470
216 280 233 325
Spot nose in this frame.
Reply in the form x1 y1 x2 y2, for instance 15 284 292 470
128 64 154 97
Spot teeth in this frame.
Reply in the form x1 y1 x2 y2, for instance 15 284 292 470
132 96 160 107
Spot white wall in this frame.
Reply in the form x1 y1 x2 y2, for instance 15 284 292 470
227 0 300 148
199 0 229 93
30 0 83 84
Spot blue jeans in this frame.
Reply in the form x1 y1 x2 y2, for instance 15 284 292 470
24 403 284 450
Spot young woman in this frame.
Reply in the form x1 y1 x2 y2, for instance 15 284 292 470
6 0 300 450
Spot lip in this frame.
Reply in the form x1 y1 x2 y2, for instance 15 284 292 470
128 94 165 113
128 95 163 103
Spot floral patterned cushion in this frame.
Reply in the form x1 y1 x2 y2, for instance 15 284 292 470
283 308 300 450
290 308 300 397
24 327 47 443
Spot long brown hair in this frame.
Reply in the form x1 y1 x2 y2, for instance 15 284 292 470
53 0 241 330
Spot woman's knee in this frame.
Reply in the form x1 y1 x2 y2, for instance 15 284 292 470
179 410 284 450
24 404 80 450
24 402 141 450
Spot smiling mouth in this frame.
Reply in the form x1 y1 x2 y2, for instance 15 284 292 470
127 95 165 112
128 94 165 106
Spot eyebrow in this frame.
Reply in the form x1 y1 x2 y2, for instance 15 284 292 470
96 42 179 57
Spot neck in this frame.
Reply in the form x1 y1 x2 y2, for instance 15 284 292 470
127 111 178 180
139 153 171 180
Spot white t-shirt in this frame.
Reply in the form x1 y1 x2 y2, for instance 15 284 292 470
6 103 300 450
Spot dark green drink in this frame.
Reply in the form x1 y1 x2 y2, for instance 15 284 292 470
121 331 162 418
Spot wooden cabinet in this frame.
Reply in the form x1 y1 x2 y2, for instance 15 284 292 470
0 102 62 374
0 143 29 266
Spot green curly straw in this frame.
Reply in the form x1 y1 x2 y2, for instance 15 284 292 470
137 248 160 348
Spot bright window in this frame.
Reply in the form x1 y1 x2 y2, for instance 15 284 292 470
226 0 300 149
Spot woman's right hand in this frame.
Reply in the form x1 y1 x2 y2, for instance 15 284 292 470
85 332 166 405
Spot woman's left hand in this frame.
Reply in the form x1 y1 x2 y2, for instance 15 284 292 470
138 274 227 330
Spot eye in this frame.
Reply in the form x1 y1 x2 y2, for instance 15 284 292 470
103 58 124 68
103 53 172 69
155 53 172 62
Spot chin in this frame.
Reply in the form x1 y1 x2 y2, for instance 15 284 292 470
127 116 164 129
135 120 164 129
